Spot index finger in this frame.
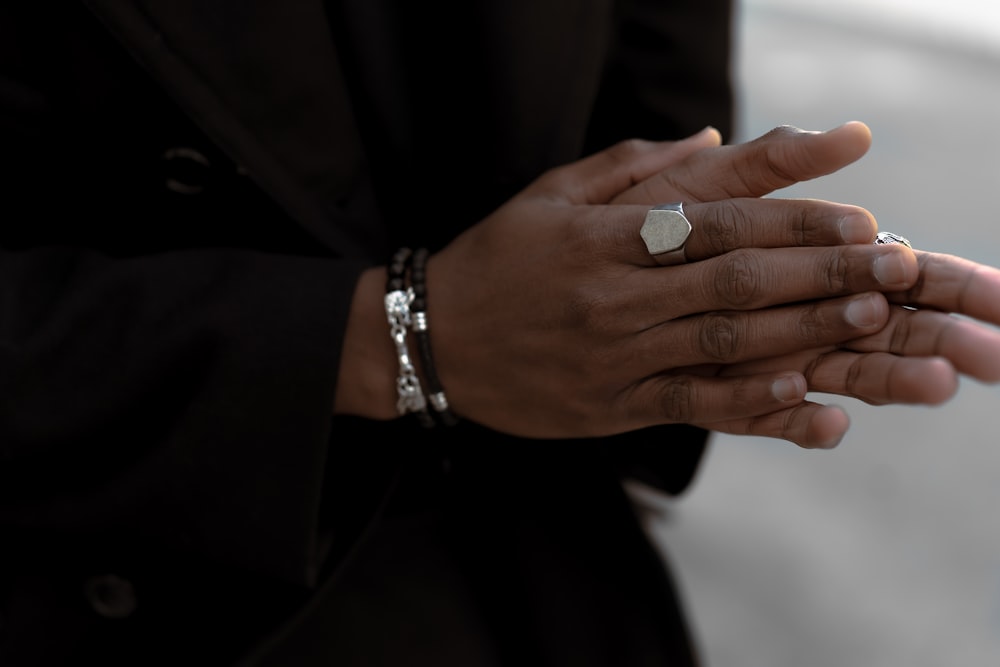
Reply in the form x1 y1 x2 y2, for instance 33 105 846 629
583 198 876 267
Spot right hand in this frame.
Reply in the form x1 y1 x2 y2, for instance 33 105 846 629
422 123 920 442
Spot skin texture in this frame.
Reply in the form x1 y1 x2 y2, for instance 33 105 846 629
336 122 1000 449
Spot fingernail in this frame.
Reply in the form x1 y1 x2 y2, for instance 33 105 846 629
778 124 811 135
816 432 845 450
825 121 860 134
772 374 806 402
873 251 908 286
838 212 874 243
692 125 722 145
845 294 881 328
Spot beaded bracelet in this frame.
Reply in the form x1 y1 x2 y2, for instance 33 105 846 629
384 247 435 427
409 247 458 427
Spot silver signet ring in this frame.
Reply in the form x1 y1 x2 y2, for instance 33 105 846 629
640 202 692 266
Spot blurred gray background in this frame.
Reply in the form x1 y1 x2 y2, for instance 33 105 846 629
635 1 1000 666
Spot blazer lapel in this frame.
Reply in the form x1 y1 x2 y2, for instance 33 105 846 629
81 0 372 257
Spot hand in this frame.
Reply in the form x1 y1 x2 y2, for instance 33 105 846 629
425 123 921 441
702 250 1000 448
607 123 1000 447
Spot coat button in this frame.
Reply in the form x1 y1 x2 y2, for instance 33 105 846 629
84 574 137 619
162 146 212 194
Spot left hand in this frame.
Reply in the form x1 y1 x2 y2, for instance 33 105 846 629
612 123 1000 447
695 250 1000 448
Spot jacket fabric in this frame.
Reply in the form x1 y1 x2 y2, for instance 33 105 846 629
0 1 733 664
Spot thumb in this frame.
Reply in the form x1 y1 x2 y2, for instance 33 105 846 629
528 126 724 205
618 121 873 205
702 121 873 199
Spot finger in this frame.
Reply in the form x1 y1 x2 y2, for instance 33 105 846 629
698 402 851 450
613 244 916 325
718 346 961 406
886 250 1000 326
588 202 902 276
615 121 873 204
529 127 724 205
846 306 1000 382
674 198 876 262
626 370 809 428
629 293 888 372
805 351 959 405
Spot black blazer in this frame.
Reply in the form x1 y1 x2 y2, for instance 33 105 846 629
0 1 732 664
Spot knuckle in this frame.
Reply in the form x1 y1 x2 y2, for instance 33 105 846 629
659 376 694 422
766 124 804 139
844 356 866 397
904 252 936 302
763 145 802 186
801 355 823 388
611 137 652 158
535 163 573 192
822 248 851 293
713 249 762 308
770 131 821 179
564 287 607 330
795 302 829 343
706 202 744 255
737 126 808 193
563 281 621 334
764 405 800 444
605 138 655 175
697 312 741 361
887 312 915 353
796 205 820 245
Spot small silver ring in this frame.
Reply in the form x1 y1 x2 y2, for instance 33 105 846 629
873 231 912 248
640 202 692 266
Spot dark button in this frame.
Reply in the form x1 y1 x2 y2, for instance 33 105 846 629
84 574 137 619
162 146 212 194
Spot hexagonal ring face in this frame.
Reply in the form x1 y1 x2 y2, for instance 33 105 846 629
640 203 692 264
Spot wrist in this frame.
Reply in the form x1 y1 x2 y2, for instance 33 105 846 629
333 266 398 419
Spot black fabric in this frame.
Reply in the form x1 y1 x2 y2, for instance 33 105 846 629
248 425 702 666
0 1 732 664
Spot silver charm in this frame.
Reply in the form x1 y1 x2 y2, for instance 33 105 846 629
873 231 912 248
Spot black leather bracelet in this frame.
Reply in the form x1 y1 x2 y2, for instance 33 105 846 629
409 247 458 427
386 246 411 292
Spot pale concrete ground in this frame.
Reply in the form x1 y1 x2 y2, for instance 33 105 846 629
633 2 1000 666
